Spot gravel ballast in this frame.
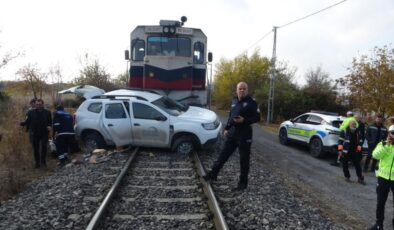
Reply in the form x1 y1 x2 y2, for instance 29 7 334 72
0 142 347 229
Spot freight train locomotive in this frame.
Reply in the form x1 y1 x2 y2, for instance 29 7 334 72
125 16 212 107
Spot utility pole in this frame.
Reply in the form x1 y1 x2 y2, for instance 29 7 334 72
266 26 277 124
209 62 213 108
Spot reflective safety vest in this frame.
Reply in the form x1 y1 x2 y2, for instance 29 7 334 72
339 117 358 131
373 142 394 180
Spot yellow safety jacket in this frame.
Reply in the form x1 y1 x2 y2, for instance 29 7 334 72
339 117 358 131
373 142 394 180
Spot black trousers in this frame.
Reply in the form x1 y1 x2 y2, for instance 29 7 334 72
32 134 48 167
210 136 252 185
365 144 378 171
375 177 394 226
341 151 363 179
55 134 75 162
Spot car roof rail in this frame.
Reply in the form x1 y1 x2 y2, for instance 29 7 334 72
310 110 339 116
91 94 148 101
123 87 161 95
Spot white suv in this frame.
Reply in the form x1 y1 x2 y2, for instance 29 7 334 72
278 111 343 157
74 89 222 154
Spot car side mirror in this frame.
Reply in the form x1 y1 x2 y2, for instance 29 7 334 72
290 118 295 123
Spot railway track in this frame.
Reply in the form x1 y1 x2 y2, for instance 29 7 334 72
86 147 228 230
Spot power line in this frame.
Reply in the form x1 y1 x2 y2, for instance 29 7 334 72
241 30 272 54
240 0 348 55
279 0 348 28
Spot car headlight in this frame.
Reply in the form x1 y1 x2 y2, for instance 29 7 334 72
202 119 220 130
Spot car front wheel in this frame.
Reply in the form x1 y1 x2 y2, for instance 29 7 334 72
279 128 289 145
310 138 324 158
83 132 105 153
173 137 195 155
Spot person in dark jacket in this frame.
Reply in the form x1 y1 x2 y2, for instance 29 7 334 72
203 82 260 191
364 113 388 172
24 99 52 168
331 111 359 167
20 98 37 145
53 105 75 165
338 120 365 184
355 114 366 144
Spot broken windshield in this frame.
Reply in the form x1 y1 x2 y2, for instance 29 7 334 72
151 96 188 116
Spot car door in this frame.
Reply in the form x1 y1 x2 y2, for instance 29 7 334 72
287 114 310 142
305 115 324 141
130 102 170 147
102 101 133 147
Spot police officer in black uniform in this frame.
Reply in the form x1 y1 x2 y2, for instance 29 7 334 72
364 113 388 172
204 82 260 191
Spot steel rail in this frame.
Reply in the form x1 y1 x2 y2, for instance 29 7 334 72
192 152 229 230
86 147 139 230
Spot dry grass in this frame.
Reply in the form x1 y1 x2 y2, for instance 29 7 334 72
260 123 280 135
0 96 57 202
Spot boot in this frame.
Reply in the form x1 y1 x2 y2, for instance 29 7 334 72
231 182 247 191
368 223 383 230
357 178 366 185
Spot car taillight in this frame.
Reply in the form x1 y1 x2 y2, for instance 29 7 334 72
326 128 340 135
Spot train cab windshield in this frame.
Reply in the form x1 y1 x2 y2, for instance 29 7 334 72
147 36 191 57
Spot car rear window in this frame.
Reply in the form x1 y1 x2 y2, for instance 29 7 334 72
331 120 343 128
87 103 102 113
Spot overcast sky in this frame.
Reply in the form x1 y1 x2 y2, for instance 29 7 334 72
0 0 393 85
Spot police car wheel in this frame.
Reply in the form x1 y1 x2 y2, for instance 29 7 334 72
310 138 324 158
279 128 289 145
84 132 105 153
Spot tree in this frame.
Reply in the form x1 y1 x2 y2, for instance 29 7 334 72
0 33 22 73
345 45 394 115
213 50 271 109
113 73 128 88
213 50 302 122
301 66 344 113
0 32 22 102
48 64 63 104
16 64 47 99
268 64 302 120
73 54 115 91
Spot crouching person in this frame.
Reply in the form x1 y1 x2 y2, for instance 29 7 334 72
53 105 75 165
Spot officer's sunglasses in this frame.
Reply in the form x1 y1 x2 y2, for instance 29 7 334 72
390 131 394 135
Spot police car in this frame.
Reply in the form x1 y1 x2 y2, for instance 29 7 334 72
278 111 344 157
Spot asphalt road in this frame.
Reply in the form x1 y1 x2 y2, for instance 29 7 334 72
251 123 393 229
217 113 391 229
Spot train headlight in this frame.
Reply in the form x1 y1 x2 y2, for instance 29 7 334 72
163 26 176 34
149 72 155 78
